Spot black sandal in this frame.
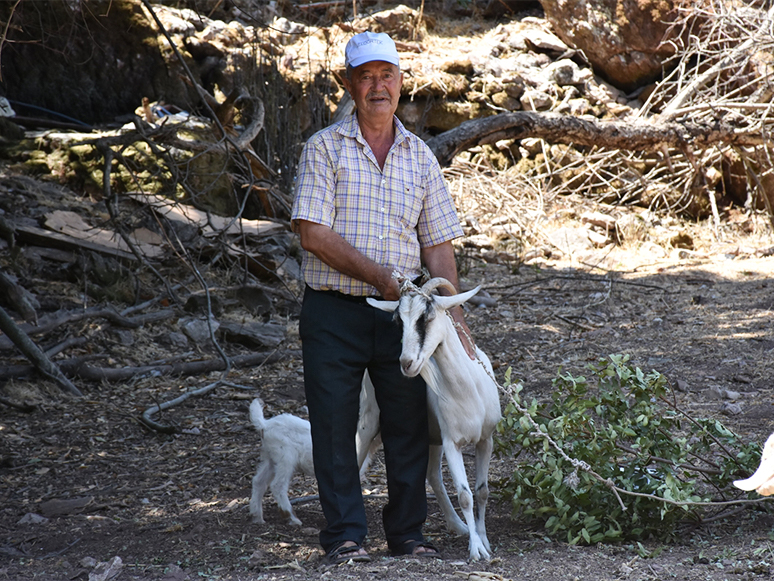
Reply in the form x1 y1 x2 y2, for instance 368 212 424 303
391 538 442 559
324 542 371 565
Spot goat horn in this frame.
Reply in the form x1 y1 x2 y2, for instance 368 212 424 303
421 277 458 295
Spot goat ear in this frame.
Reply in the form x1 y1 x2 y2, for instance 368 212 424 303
734 432 774 492
367 297 399 312
434 286 481 311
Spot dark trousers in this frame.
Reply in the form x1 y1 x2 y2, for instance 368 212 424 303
299 286 429 553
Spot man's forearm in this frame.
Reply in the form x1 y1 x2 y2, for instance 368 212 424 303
297 220 399 299
421 241 461 294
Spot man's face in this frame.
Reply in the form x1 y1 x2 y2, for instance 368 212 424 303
344 61 403 121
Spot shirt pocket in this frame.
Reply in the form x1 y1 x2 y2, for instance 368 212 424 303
395 160 423 230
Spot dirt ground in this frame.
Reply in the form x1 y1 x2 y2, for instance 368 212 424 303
3 185 774 581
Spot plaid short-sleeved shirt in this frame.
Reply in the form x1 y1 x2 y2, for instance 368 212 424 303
291 113 463 297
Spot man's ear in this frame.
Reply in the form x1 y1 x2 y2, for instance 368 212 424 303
342 69 353 95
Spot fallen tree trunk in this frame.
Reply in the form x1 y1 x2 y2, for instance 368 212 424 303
62 350 299 382
0 305 83 397
0 350 300 383
0 308 176 351
426 111 771 167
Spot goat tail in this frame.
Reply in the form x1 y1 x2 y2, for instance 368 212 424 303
249 398 266 434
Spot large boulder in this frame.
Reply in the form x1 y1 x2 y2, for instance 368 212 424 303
0 0 197 125
539 0 681 91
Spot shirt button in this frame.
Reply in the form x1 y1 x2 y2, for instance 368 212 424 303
381 179 386 185
380 207 385 212
378 235 384 240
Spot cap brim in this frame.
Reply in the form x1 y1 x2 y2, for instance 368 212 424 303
347 55 400 69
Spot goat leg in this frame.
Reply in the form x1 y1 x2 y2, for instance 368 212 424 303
443 442 491 561
270 462 303 526
249 460 273 524
474 436 494 553
427 444 468 536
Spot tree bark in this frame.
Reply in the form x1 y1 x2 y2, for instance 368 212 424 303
0 305 83 397
425 111 769 167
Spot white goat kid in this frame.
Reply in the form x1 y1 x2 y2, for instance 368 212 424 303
248 399 314 526
367 278 502 561
249 374 379 527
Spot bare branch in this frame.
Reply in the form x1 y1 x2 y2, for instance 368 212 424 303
0 305 82 397
426 112 769 167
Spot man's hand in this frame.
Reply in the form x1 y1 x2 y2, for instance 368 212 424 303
450 305 476 360
375 267 401 301
421 241 476 359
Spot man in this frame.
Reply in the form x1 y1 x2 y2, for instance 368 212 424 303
291 30 473 564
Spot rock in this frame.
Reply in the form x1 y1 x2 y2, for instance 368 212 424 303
503 77 526 99
467 290 498 308
566 97 592 116
39 496 94 517
490 222 522 240
721 402 743 416
162 331 190 349
18 513 49 525
585 77 623 105
352 5 426 41
520 137 544 156
161 563 190 581
547 226 593 256
270 17 306 43
80 557 99 568
464 234 494 250
179 316 220 345
1 2 197 126
440 58 475 75
218 320 286 348
724 390 741 401
670 231 694 250
674 380 689 392
492 91 521 111
544 59 581 86
587 228 611 247
540 0 681 91
184 294 224 316
0 117 25 143
519 26 570 53
581 212 618 231
234 286 272 317
708 385 724 400
110 329 134 347
89 556 123 581
520 89 554 111
247 548 269 568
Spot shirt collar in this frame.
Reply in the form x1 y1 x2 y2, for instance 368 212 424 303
336 111 411 148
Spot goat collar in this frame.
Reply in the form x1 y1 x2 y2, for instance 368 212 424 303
392 270 430 298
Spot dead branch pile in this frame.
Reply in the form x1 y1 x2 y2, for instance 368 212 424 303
449 2 774 229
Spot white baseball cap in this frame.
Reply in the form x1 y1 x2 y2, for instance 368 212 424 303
344 31 400 69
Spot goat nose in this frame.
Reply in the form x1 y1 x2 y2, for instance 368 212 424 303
400 359 413 375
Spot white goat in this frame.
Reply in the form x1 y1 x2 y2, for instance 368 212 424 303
249 374 380 527
367 277 502 561
248 399 314 526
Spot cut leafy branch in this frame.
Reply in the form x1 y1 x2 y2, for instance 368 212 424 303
495 355 769 545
